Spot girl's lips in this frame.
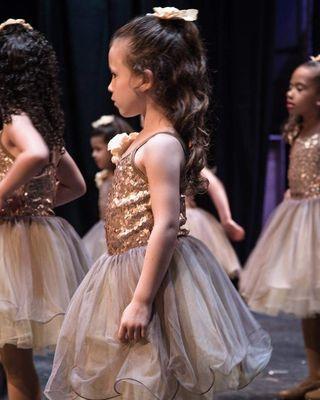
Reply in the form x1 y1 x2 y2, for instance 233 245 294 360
286 102 295 109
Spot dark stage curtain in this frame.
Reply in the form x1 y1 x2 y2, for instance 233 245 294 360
199 1 276 260
1 1 276 261
312 0 320 54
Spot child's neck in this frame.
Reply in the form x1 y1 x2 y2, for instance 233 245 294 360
300 114 320 137
141 102 174 136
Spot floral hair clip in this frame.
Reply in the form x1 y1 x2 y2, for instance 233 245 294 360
310 54 320 62
147 7 198 22
91 115 115 129
0 18 33 31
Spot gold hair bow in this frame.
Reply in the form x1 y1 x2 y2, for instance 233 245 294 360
91 115 115 129
310 54 320 62
0 18 33 31
147 7 198 22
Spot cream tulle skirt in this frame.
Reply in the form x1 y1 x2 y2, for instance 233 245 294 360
0 216 89 350
45 236 271 400
82 220 108 264
240 197 320 318
185 207 241 277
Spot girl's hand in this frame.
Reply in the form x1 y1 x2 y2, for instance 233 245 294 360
222 219 245 242
118 300 152 343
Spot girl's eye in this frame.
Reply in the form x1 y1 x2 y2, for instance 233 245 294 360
111 73 117 79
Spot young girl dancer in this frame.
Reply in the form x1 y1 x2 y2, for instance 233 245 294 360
0 19 89 399
83 115 134 263
45 7 271 399
185 167 244 278
240 57 320 400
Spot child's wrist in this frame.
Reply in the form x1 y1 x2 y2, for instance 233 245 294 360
221 216 232 225
132 293 153 306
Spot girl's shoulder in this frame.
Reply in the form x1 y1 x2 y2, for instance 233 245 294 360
140 132 186 157
133 132 186 178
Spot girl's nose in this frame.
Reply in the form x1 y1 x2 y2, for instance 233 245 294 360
108 81 112 92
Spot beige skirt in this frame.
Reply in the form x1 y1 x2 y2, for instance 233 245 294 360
0 216 89 350
45 236 271 400
185 207 241 277
240 197 320 317
82 220 109 264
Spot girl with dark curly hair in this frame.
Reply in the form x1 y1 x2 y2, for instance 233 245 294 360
83 114 134 263
46 8 271 400
0 19 89 400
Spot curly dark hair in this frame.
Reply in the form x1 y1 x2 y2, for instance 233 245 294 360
111 15 211 195
0 22 64 151
283 59 320 143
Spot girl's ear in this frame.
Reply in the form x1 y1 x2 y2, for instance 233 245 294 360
138 69 154 92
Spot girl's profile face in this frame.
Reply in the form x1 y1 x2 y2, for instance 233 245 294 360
108 39 146 118
286 66 320 117
90 136 112 170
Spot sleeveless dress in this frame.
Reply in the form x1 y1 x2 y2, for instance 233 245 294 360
45 133 271 400
0 138 89 350
82 171 112 263
185 197 241 278
240 133 320 317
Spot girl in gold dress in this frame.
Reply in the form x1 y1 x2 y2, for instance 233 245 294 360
240 57 320 400
83 115 133 263
0 19 89 399
45 7 271 399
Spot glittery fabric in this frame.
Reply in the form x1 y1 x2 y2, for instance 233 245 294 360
288 133 320 199
0 140 56 217
98 178 112 220
105 153 188 255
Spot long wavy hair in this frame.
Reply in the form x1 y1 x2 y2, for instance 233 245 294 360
0 22 64 152
283 59 320 143
111 15 211 194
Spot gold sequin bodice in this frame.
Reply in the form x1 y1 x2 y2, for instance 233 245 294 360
0 141 57 217
288 133 320 199
105 148 187 256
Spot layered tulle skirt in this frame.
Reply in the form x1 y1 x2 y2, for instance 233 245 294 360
45 236 271 400
240 197 320 318
82 220 108 264
0 216 89 350
185 207 241 277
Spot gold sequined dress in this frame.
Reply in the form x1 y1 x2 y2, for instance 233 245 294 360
82 171 113 263
185 196 241 278
45 133 271 400
0 138 89 350
240 132 320 317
